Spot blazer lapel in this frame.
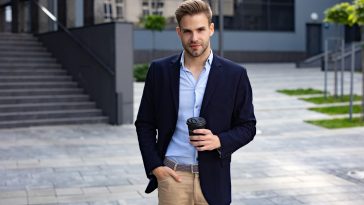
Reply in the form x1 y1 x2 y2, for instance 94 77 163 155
169 54 182 116
200 55 222 116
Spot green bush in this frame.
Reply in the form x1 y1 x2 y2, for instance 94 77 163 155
134 64 149 82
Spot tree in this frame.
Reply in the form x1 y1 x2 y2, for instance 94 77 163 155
324 2 354 26
324 1 364 120
142 15 166 59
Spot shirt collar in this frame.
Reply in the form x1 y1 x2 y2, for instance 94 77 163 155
180 50 213 71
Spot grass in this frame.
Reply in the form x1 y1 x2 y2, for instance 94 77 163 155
306 117 364 129
301 95 362 104
277 88 324 96
309 105 363 115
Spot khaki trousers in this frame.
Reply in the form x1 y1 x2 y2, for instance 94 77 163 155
157 171 208 205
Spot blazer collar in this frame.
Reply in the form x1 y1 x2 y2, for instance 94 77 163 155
169 53 223 117
169 53 182 115
200 54 223 116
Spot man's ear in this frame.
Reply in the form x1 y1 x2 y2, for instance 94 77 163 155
209 23 215 36
176 26 181 37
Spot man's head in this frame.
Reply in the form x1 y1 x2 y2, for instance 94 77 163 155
175 0 212 27
175 0 214 58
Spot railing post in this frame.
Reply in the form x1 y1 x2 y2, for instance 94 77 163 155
324 40 329 99
349 43 355 121
341 39 345 98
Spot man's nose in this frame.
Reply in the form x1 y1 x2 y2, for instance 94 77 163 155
191 32 198 42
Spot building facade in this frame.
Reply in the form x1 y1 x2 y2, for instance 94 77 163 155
0 0 355 63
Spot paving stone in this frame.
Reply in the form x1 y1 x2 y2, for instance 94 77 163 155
267 196 303 205
0 64 363 204
56 187 84 196
0 197 27 205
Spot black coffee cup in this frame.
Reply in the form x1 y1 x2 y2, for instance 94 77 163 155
186 117 206 136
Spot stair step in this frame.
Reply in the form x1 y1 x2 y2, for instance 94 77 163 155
0 33 109 128
0 76 72 82
0 69 67 76
0 64 62 69
0 94 90 104
0 37 37 42
0 33 35 38
0 57 57 63
0 102 96 113
0 46 47 52
0 116 109 129
0 109 104 121
0 82 77 89
0 51 52 57
0 40 42 46
0 88 83 96
0 61 60 66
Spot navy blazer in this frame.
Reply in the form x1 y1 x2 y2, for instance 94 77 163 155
135 53 256 205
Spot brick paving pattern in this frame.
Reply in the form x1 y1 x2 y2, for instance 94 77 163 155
0 63 363 205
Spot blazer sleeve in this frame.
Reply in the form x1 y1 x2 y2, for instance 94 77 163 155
135 63 164 178
217 68 256 159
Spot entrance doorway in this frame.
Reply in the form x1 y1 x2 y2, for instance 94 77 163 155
306 23 322 58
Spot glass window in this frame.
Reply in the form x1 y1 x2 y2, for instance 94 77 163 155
116 6 123 19
143 9 150 16
217 0 294 31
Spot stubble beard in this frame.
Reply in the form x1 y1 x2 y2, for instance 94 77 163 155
184 41 209 58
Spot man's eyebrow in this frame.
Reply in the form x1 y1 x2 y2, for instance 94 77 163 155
181 26 206 31
181 28 192 32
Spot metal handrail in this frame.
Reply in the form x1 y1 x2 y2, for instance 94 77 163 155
333 41 364 61
32 0 115 76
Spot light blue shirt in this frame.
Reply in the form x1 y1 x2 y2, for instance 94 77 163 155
165 51 213 165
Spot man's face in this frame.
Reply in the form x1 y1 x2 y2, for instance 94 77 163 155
176 13 214 58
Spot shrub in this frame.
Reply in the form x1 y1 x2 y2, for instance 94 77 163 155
134 64 149 82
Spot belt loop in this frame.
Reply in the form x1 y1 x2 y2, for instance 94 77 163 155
173 163 177 171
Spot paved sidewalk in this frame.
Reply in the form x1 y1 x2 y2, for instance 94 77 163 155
1 64 364 205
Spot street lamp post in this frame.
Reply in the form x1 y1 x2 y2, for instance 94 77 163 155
218 0 224 57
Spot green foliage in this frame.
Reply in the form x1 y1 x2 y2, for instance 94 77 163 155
352 0 364 25
324 2 355 25
277 88 324 96
143 15 166 31
306 117 364 129
134 64 149 82
300 95 362 104
309 105 362 115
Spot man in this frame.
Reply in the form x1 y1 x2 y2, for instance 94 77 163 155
135 0 256 204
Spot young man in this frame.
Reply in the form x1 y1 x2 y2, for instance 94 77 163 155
135 0 256 204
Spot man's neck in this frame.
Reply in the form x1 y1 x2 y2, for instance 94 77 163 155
184 48 211 70
183 48 211 81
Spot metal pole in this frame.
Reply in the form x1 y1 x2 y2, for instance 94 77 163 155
341 39 345 98
218 0 224 57
349 43 355 121
334 39 339 98
324 40 329 99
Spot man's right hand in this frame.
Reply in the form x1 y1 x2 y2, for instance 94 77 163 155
152 166 181 182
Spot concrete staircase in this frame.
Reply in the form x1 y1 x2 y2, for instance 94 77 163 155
0 33 109 129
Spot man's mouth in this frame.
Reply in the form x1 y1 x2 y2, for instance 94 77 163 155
190 44 200 49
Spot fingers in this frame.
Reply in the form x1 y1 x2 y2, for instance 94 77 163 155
189 129 221 151
165 167 182 182
192 129 212 135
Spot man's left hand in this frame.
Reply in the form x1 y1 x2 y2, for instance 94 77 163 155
190 129 221 151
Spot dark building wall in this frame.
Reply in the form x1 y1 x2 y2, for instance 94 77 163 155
37 22 134 124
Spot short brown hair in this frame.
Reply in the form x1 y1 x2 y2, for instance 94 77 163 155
175 0 212 26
